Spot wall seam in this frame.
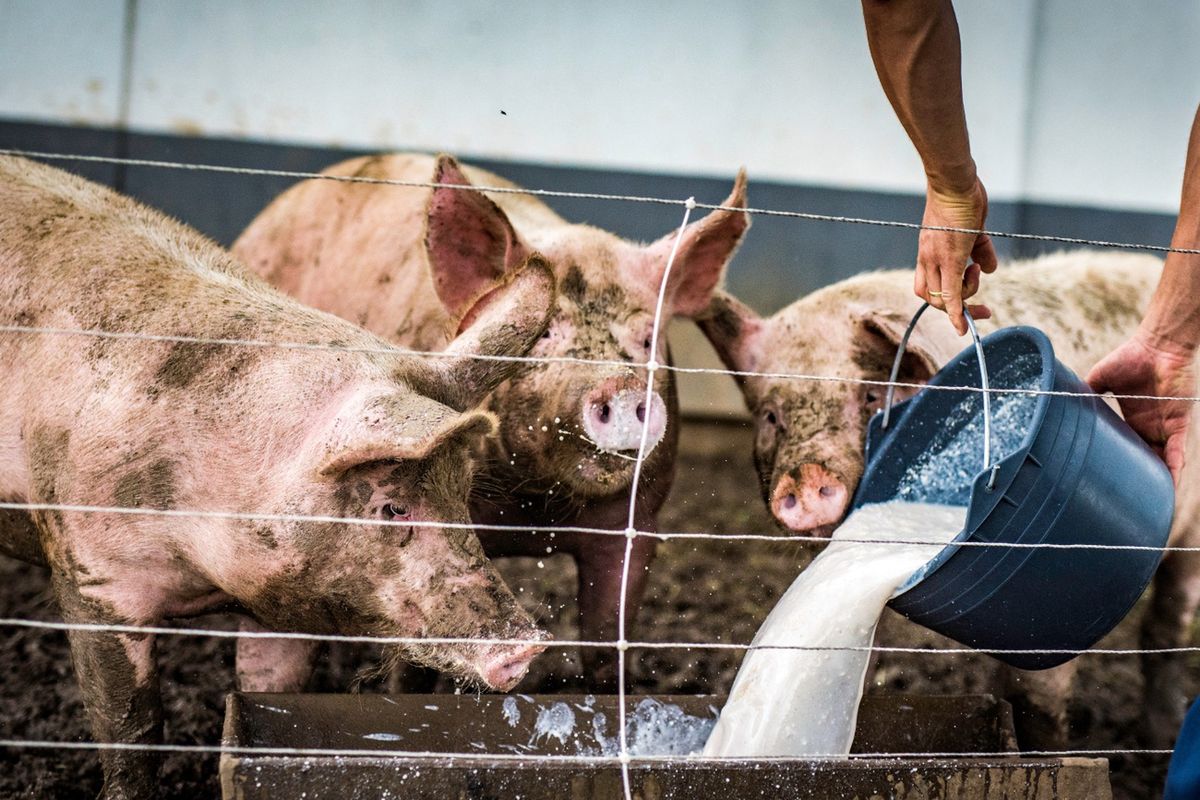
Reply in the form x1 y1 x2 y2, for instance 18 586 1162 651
114 0 138 191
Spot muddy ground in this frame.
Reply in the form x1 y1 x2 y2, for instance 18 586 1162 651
0 419 1192 799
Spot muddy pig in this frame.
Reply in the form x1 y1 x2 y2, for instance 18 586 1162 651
234 153 750 688
0 155 554 799
699 250 1200 748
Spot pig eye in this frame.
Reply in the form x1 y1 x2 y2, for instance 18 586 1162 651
765 410 780 427
542 329 552 339
643 337 652 350
381 503 409 521
866 391 880 404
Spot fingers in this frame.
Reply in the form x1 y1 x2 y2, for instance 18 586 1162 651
963 263 981 299
914 264 928 304
972 233 999 274
966 302 991 320
1165 438 1186 487
940 263 967 335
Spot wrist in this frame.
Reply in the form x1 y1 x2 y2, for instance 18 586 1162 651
925 160 979 200
1135 316 1200 358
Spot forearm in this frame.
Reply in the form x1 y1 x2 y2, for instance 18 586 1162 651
862 0 976 196
1141 104 1200 354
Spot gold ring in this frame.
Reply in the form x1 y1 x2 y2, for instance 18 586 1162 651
928 291 945 298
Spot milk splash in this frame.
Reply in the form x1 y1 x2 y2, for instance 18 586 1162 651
702 500 966 757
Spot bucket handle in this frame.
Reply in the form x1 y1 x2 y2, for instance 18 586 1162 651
879 304 998 489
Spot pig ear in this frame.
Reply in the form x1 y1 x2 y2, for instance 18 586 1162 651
424 154 532 320
642 169 750 317
316 393 495 477
696 290 765 377
855 309 947 383
424 254 556 411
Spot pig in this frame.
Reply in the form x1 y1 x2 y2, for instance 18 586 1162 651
233 153 750 688
698 250 1198 747
0 154 554 799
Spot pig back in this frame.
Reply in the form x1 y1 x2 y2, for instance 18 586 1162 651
0 156 396 508
234 153 566 353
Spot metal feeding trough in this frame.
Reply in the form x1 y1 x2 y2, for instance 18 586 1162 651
220 693 1110 799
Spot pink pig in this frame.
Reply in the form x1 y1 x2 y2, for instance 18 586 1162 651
234 153 749 688
0 155 553 799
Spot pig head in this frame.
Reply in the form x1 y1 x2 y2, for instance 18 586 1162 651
699 289 961 534
419 156 751 497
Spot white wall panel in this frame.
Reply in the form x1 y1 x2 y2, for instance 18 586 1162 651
1023 0 1200 212
0 0 126 126
122 0 1034 197
2 1 1196 213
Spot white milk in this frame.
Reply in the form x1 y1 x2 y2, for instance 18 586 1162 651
702 500 966 758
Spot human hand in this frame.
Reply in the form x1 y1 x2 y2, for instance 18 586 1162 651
1086 334 1196 485
914 177 999 335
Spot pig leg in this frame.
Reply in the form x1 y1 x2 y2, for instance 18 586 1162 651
235 617 318 692
1000 661 1074 749
54 576 162 800
575 520 659 691
1140 549 1200 746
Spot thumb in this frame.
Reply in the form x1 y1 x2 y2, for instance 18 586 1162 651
1085 358 1115 394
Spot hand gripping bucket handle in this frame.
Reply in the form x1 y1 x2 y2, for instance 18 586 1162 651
880 303 1000 491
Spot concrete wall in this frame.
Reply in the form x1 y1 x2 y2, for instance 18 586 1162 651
1 0 1193 417
3 1 1196 210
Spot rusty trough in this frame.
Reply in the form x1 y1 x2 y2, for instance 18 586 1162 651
219 693 1110 799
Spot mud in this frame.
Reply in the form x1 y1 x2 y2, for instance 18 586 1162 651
0 419 1186 798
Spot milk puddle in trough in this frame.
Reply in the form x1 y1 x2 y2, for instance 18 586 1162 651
702 501 965 757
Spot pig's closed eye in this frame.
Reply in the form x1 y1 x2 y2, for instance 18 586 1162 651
381 503 410 521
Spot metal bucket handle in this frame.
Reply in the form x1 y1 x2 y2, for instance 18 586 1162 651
879 304 998 490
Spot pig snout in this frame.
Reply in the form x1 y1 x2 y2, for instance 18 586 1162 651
771 463 850 532
582 385 667 453
478 638 549 691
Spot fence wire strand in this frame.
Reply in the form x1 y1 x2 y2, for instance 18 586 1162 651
0 736 1174 761
4 147 1200 255
5 321 1200 405
3 500 1197 553
0 146 1193 775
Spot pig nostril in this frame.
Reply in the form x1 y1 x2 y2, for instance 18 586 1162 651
819 486 837 499
635 403 646 422
597 403 611 424
783 493 797 510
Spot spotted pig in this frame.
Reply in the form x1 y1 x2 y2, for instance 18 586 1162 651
234 153 749 688
0 155 554 799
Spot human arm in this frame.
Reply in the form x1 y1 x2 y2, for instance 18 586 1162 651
861 0 998 334
1087 104 1200 484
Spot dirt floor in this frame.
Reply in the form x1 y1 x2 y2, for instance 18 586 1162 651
0 419 1192 798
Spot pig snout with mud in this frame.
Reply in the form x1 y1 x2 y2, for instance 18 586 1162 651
0 156 554 799
699 250 1200 748
234 153 750 688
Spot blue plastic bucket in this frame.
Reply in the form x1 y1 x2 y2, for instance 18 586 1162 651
854 307 1174 670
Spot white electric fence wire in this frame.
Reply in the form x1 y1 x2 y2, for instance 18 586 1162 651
615 199 695 800
4 500 1199 553
7 615 1200 657
0 737 1174 761
5 147 1200 256
6 320 1200 405
0 146 1194 773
